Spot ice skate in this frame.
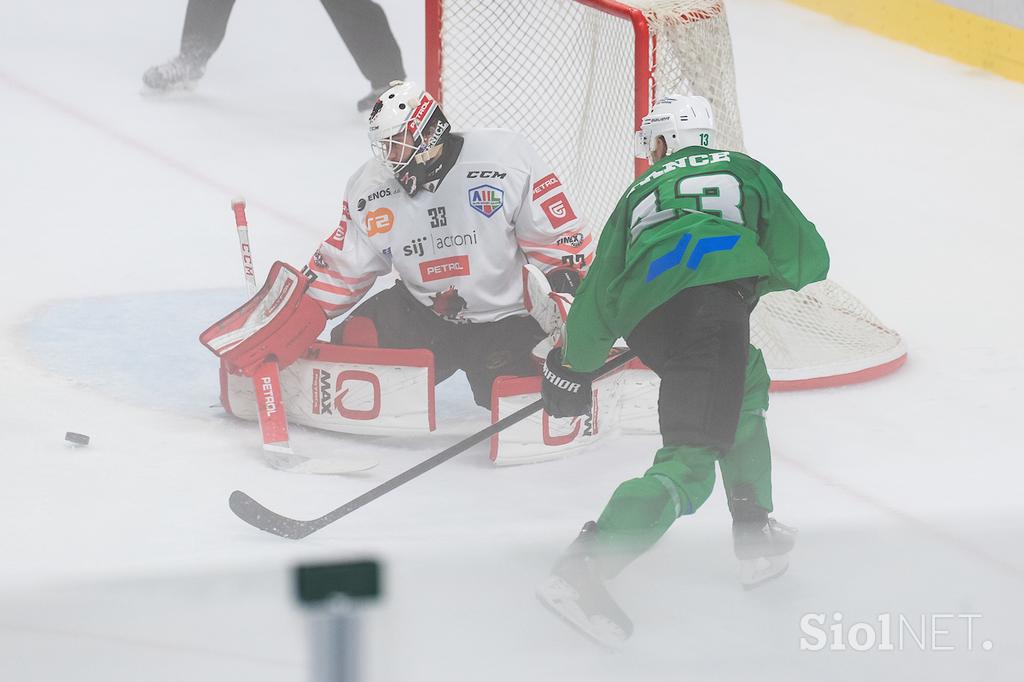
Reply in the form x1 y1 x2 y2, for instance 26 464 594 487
733 517 796 589
536 521 633 649
142 54 206 92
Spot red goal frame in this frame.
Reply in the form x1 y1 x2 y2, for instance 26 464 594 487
423 0 908 391
425 0 653 178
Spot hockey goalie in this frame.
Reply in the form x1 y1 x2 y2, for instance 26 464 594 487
205 81 661 463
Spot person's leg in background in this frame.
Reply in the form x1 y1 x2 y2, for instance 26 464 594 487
143 0 236 91
319 0 407 112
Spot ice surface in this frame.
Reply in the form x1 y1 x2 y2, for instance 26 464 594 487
1 0 1023 680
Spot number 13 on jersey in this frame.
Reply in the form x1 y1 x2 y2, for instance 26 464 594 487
630 172 744 242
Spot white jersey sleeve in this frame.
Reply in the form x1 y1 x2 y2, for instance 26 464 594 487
306 170 392 319
512 142 595 276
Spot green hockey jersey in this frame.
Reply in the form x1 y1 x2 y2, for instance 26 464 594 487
562 146 829 372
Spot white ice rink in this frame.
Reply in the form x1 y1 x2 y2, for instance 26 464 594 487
1 0 1023 679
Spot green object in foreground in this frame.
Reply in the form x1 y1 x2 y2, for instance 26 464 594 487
563 145 829 372
296 560 381 605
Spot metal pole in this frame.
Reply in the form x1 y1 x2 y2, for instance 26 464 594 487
307 596 361 682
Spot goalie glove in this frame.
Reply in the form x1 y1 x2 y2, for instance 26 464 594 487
541 347 593 418
200 261 327 376
523 264 574 362
544 265 582 295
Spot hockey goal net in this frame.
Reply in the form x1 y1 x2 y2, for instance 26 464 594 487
426 0 906 389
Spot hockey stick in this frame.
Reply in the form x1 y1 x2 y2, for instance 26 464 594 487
229 198 376 475
228 349 637 539
232 198 293 452
231 198 259 295
232 198 295 453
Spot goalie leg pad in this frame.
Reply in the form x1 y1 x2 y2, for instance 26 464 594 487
222 342 437 435
331 315 380 347
334 282 544 408
333 282 460 383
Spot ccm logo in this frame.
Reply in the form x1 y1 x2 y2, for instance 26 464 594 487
240 243 255 279
420 255 471 282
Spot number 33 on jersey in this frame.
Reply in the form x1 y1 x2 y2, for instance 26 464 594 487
306 129 595 324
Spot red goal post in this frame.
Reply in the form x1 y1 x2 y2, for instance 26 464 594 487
425 0 907 389
428 0 653 181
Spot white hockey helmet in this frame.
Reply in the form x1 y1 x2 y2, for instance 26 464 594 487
367 80 450 177
634 94 715 161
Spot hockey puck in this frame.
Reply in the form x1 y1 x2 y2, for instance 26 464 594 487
65 432 90 447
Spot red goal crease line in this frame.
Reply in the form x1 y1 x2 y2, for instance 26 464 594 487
769 353 907 391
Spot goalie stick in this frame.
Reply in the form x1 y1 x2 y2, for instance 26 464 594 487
231 198 292 452
229 198 377 475
228 349 636 539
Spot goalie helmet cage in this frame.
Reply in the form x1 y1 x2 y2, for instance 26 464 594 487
425 0 907 389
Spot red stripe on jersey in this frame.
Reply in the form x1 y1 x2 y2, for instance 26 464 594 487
310 297 355 315
307 260 377 286
518 233 592 253
522 251 568 267
310 280 373 298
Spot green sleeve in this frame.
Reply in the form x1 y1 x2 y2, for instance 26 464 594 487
561 201 627 373
754 166 830 296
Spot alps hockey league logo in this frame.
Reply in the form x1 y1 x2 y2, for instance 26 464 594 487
468 185 504 218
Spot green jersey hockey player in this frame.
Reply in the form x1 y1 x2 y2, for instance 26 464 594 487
537 94 829 648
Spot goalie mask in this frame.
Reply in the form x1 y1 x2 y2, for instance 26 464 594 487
634 94 716 161
368 81 453 196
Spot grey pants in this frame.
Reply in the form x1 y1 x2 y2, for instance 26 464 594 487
178 0 405 87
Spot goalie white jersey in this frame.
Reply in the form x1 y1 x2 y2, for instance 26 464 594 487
307 129 594 323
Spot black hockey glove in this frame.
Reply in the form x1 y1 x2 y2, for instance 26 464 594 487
545 265 582 295
541 347 593 418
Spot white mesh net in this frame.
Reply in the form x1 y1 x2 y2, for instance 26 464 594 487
627 0 747 153
436 1 637 231
750 280 904 384
432 0 905 387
